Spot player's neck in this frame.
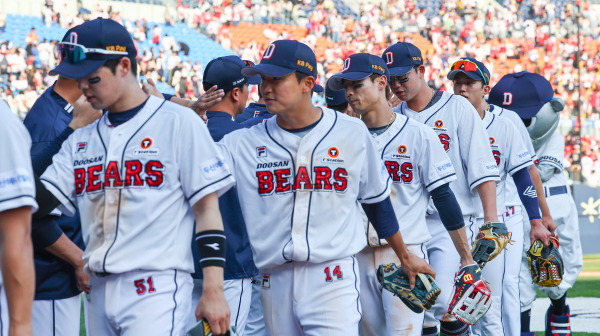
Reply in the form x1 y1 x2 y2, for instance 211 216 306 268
276 102 322 129
107 82 150 113
476 100 490 119
53 77 81 105
406 82 435 112
361 103 394 129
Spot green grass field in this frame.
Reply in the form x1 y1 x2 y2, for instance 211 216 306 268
78 255 600 335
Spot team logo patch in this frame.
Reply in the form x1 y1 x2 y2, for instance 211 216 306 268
463 273 474 283
263 44 276 60
502 92 513 106
328 147 340 158
257 146 267 158
141 138 152 149
489 137 495 145
76 142 87 153
397 145 407 154
385 51 394 65
342 58 351 72
434 120 444 128
262 274 271 288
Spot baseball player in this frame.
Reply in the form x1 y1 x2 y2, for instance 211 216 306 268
0 100 37 336
31 18 235 335
329 53 475 336
448 58 552 336
383 42 500 336
324 78 356 116
235 76 272 123
218 39 433 336
23 66 105 335
489 72 583 336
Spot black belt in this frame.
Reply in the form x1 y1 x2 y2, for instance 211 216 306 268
93 271 113 277
544 185 568 197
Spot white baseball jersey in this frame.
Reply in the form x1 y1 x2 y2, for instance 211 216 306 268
490 104 537 207
40 96 234 274
482 111 533 213
219 107 391 269
0 101 38 214
367 114 456 246
536 132 568 188
394 92 500 216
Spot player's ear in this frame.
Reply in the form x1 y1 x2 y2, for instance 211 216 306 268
302 76 316 94
377 75 388 91
119 57 131 77
483 84 491 96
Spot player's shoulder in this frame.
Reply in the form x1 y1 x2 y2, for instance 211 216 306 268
24 88 59 120
548 131 565 147
490 104 522 123
333 108 367 129
0 100 29 136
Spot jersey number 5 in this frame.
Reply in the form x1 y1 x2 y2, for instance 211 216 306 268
134 276 156 295
438 133 450 151
493 150 501 166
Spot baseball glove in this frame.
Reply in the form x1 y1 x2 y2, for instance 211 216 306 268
471 221 513 268
527 235 564 287
447 264 492 325
377 263 441 313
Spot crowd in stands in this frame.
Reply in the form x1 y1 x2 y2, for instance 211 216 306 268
1 0 599 184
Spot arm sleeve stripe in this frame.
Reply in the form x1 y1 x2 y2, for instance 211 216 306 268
507 160 533 176
469 174 501 189
0 194 36 204
188 174 233 201
358 177 391 202
39 178 76 209
425 173 456 189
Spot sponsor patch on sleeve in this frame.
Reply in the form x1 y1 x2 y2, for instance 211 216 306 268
517 150 530 160
483 162 499 173
200 156 227 179
0 169 33 194
435 160 453 175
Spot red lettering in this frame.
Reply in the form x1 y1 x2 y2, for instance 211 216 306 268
145 160 164 187
385 161 400 182
438 133 450 151
314 167 332 190
274 169 292 193
333 168 348 191
293 166 313 190
75 168 86 194
124 160 143 186
103 161 123 187
493 150 501 166
256 171 274 194
87 165 102 192
400 162 413 183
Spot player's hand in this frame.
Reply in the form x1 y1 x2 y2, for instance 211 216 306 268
68 95 102 130
530 218 552 246
74 261 89 292
542 214 557 235
191 85 224 117
401 253 435 289
141 78 164 99
195 285 230 335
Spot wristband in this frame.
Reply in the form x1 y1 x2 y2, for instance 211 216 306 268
195 230 226 268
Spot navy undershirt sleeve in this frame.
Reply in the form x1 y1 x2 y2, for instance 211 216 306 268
361 196 399 239
163 93 174 101
31 126 74 176
31 215 64 249
431 183 465 231
512 167 541 220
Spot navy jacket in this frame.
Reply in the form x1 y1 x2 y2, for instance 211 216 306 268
234 103 273 123
23 86 85 300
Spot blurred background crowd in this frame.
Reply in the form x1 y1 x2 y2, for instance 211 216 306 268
1 0 599 184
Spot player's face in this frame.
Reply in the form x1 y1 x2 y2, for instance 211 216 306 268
388 66 421 102
259 73 305 114
77 64 124 110
452 73 488 108
342 76 384 115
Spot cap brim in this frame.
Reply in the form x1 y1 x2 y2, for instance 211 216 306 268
328 72 371 91
247 75 261 85
49 59 106 79
447 69 484 82
388 65 414 76
241 64 295 77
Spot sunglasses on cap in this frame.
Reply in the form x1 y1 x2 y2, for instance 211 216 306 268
243 60 255 66
57 42 128 64
450 60 488 85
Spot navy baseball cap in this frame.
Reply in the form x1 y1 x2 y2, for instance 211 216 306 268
50 18 137 79
329 53 389 91
241 40 323 92
447 57 491 85
381 42 423 76
325 78 347 105
488 71 554 118
203 56 261 92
